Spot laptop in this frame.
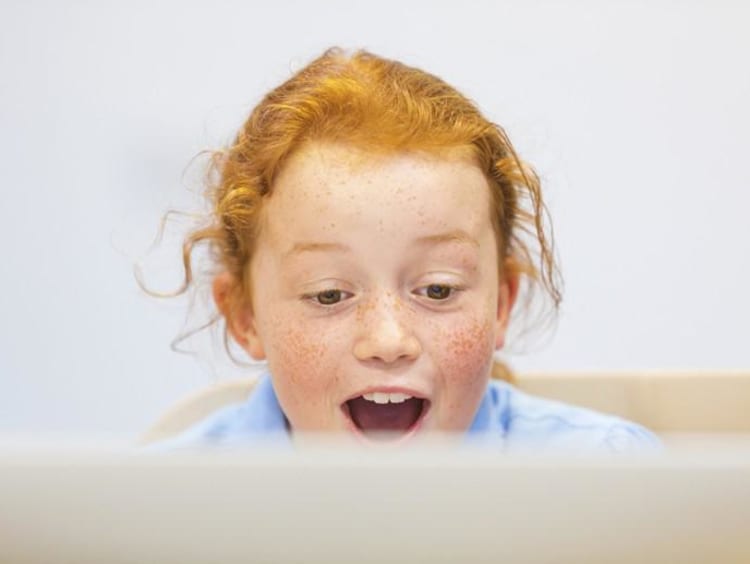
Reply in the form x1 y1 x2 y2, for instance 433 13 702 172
1 439 749 563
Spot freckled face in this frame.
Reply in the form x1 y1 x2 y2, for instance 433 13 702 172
242 143 513 436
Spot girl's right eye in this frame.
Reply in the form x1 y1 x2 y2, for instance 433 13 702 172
308 289 352 306
317 289 342 305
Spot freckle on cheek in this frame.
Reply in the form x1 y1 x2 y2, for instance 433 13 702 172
441 320 494 380
273 325 328 383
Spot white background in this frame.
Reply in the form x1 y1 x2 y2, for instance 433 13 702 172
1 0 748 438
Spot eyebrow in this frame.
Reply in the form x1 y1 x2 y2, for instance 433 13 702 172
416 230 480 248
283 241 351 260
282 229 478 261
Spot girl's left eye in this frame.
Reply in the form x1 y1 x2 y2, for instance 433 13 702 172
419 284 454 300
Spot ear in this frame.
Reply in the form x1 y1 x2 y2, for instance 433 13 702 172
212 272 266 360
494 270 519 350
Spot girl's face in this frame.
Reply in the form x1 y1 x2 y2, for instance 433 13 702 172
225 142 515 442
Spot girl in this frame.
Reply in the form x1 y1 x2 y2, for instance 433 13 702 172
156 48 658 452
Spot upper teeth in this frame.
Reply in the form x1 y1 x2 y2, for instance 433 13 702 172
362 392 413 404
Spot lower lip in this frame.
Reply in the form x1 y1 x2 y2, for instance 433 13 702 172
340 400 431 446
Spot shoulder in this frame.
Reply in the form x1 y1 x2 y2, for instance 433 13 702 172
486 380 662 453
146 374 289 450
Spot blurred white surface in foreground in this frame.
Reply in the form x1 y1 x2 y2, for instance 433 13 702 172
1 439 749 564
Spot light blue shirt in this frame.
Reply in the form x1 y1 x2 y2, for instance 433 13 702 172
156 373 661 453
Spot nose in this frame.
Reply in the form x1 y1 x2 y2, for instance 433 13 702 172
352 296 422 364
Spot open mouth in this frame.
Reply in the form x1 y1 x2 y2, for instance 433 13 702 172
343 392 429 442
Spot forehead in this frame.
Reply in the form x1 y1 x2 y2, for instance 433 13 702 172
261 143 493 241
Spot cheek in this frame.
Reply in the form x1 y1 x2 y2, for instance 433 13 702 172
261 314 344 396
428 316 495 428
270 323 328 385
436 317 495 382
260 315 346 430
